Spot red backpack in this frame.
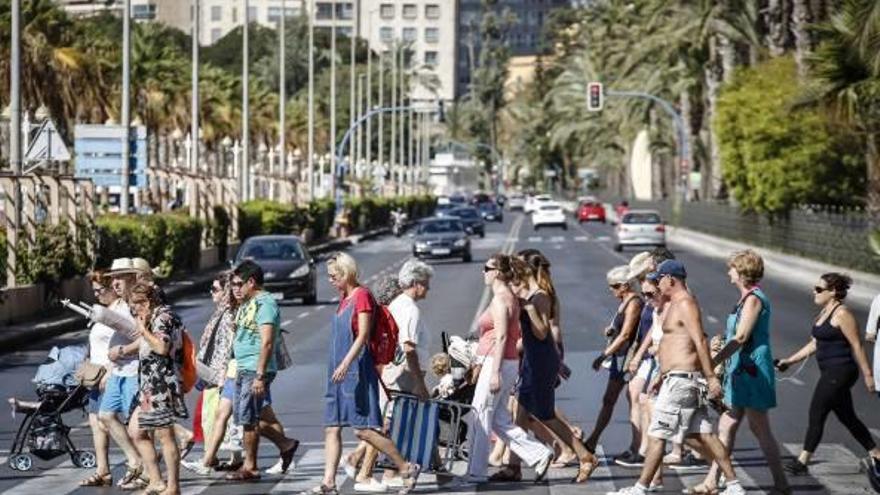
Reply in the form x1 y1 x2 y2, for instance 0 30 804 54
370 304 400 366
180 330 197 393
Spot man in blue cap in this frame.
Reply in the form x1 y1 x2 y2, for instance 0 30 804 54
607 260 745 495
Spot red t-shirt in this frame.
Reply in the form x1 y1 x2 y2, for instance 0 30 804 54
338 287 375 337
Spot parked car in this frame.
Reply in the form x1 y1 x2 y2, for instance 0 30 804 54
435 203 456 217
478 201 504 223
234 235 317 304
448 206 486 238
576 199 606 223
411 217 472 262
507 193 526 211
524 194 552 214
614 210 666 252
531 202 567 231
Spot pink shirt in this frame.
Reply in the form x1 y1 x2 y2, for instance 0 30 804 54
476 298 521 360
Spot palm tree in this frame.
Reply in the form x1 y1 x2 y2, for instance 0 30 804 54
807 0 880 215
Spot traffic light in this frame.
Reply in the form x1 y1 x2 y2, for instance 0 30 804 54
587 82 604 112
436 99 445 123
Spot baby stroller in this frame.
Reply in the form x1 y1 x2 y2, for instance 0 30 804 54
7 345 101 472
435 333 477 462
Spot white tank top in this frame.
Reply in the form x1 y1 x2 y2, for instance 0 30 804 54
650 308 664 346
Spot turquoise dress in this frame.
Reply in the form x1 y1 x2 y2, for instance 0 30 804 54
724 288 777 411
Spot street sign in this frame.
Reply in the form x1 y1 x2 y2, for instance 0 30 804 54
74 124 148 188
587 82 604 112
24 119 71 162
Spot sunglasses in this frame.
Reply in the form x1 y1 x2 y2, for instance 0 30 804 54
643 290 658 298
231 280 245 288
609 283 625 289
483 265 497 273
813 286 829 294
93 287 109 295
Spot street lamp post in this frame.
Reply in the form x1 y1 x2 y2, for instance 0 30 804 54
307 0 314 201
7 0 21 286
329 3 337 199
121 0 132 215
191 0 199 175
242 0 250 201
278 0 286 179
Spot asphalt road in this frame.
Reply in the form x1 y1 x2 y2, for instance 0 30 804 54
0 213 877 494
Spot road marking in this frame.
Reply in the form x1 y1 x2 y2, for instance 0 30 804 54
298 312 310 319
596 235 611 241
707 315 719 324
468 215 524 334
281 319 294 328
528 236 542 242
550 236 566 243
574 222 628 263
574 236 589 242
782 442 870 493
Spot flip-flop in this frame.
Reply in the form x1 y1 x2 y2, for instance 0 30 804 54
299 485 339 495
79 472 112 487
226 469 261 482
571 462 596 484
179 439 195 460
681 484 718 495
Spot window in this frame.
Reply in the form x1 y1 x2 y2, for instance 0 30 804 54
380 3 394 19
425 51 437 67
424 27 439 43
403 27 416 42
402 4 417 19
267 6 282 23
131 3 156 20
247 6 257 21
210 5 222 21
316 2 332 19
424 51 438 67
380 26 393 42
336 2 353 20
231 7 238 23
210 28 222 44
425 4 440 19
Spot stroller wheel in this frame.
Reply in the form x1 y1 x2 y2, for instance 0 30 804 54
11 454 33 471
72 450 97 469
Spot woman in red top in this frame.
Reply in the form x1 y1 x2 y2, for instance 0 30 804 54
462 254 553 484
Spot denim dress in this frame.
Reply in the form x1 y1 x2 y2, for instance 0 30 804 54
724 288 777 411
323 300 383 428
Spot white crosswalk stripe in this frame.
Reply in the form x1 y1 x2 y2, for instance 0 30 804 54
783 442 873 494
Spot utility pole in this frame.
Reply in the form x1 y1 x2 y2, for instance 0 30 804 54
307 0 314 200
191 0 200 175
121 0 131 215
329 3 336 198
398 48 405 190
377 51 384 171
278 0 286 179
8 0 21 286
242 0 250 200
390 44 397 192
365 13 372 169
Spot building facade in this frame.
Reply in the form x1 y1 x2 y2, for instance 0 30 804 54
359 0 457 102
456 0 568 98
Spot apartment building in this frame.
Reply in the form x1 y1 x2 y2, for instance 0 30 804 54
359 0 457 102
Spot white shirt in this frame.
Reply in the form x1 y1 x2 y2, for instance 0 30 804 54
867 294 880 392
88 321 114 367
388 293 431 366
108 299 139 377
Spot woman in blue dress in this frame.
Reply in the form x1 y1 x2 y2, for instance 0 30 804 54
490 257 597 483
301 252 420 495
688 250 789 495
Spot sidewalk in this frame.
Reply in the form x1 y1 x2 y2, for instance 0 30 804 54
0 226 390 352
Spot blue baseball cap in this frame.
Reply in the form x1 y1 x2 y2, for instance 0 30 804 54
647 259 687 281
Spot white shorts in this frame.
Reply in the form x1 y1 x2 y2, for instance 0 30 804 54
648 372 713 444
635 357 658 384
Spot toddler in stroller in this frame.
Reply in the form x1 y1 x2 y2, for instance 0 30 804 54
432 334 479 461
7 345 103 472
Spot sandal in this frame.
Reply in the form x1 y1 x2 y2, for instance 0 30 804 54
682 483 718 495
214 459 244 472
80 471 112 487
117 465 146 490
226 469 261 482
178 439 195 460
572 462 596 484
299 485 339 495
489 466 522 482
140 486 167 495
399 463 421 495
551 452 578 468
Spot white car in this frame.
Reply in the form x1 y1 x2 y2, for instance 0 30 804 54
507 193 526 211
614 209 666 252
532 202 567 230
524 194 552 214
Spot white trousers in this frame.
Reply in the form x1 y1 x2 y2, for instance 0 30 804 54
466 357 551 477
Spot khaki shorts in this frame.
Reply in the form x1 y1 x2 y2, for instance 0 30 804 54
648 373 713 444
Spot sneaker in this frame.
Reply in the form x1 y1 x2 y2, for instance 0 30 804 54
614 451 646 468
783 459 808 476
265 458 290 475
606 485 648 495
343 460 358 479
646 483 664 492
669 452 708 472
181 460 213 477
866 456 880 492
534 451 554 482
354 479 389 493
662 453 682 465
383 477 405 489
720 481 745 495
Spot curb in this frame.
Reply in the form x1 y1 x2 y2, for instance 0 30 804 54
0 227 392 353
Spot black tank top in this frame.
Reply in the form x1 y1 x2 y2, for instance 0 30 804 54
811 305 855 370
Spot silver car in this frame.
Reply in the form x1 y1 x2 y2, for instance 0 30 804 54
614 209 666 252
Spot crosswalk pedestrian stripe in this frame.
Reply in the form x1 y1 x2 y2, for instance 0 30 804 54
550 236 566 243
528 236 542 242
10 453 125 495
574 236 589 242
783 442 872 494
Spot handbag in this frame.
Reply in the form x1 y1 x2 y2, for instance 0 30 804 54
275 329 293 371
75 362 107 389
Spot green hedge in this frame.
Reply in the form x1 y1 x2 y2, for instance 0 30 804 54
96 213 203 277
14 223 92 294
238 200 307 240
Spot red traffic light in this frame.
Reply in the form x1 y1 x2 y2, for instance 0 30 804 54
587 82 604 111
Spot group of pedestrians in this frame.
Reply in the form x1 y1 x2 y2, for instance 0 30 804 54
75 240 880 494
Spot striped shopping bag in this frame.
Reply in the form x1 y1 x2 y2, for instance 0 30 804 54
388 396 440 468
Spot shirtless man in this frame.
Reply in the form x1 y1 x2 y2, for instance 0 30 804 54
608 260 745 495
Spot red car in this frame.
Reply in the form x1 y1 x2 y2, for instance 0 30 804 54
577 200 606 223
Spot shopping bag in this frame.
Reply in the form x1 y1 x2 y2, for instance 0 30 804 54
387 395 439 468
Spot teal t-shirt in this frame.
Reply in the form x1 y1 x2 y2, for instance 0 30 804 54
233 291 281 372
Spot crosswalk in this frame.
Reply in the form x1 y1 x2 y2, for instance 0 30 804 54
1 440 873 494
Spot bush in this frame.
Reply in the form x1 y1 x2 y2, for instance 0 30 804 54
211 206 231 260
15 223 91 296
715 56 865 213
238 200 306 240
0 228 6 283
96 213 203 276
308 198 336 241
